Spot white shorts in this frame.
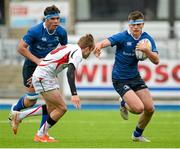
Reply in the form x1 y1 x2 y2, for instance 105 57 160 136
32 76 60 94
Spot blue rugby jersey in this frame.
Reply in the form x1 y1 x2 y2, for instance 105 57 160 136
23 22 67 66
108 30 158 80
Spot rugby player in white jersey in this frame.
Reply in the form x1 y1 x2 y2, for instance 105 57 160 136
11 34 95 142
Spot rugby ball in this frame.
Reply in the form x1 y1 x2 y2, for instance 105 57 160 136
135 38 152 61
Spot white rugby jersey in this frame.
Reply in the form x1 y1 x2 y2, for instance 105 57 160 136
33 44 82 78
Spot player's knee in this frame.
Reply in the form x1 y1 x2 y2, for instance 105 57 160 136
145 105 155 114
25 99 37 107
61 105 67 113
132 105 144 114
26 92 39 100
25 93 39 107
57 104 67 114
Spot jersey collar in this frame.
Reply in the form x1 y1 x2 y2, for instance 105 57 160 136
43 22 56 35
127 28 144 40
43 22 46 29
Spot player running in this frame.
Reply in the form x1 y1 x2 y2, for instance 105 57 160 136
94 10 159 142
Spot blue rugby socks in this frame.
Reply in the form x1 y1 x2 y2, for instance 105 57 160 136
39 105 48 128
13 95 26 111
121 99 126 107
133 126 144 137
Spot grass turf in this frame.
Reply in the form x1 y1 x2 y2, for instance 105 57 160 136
0 110 180 148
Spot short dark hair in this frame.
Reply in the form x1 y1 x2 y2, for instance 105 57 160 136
78 34 95 49
44 5 60 16
128 10 144 21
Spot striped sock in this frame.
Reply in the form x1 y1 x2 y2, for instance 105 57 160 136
19 105 42 120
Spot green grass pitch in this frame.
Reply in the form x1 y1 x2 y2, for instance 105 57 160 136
0 110 180 148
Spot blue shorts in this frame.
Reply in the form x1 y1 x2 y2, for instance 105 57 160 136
112 75 148 98
22 64 36 87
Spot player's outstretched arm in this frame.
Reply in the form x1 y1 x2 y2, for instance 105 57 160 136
94 39 111 58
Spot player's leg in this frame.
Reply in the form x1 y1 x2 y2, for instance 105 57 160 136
132 88 154 142
34 89 67 142
123 90 144 114
11 105 44 134
136 88 154 129
113 77 152 142
9 64 48 130
113 79 144 120
9 91 39 125
12 90 38 110
131 77 153 142
123 89 152 142
113 80 129 120
11 64 38 110
118 97 128 120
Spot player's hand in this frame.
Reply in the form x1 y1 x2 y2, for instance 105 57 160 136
93 49 101 58
93 43 102 58
136 40 148 53
27 77 33 88
71 95 81 109
36 58 44 65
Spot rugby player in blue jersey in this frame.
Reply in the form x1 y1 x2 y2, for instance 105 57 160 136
94 10 159 142
9 5 67 137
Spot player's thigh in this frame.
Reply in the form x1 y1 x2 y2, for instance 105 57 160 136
44 100 55 113
135 88 154 112
25 86 35 93
112 79 144 111
41 89 66 110
123 90 144 112
22 64 36 88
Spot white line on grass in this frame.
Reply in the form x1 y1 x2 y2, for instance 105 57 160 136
1 120 180 124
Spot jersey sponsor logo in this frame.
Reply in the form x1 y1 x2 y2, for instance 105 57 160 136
123 51 135 56
42 37 47 41
126 42 132 46
37 45 44 50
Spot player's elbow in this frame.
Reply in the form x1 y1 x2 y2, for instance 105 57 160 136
16 44 21 53
151 54 159 65
17 44 25 55
153 57 159 65
17 39 28 54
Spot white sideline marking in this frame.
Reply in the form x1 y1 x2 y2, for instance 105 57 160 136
1 119 180 124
